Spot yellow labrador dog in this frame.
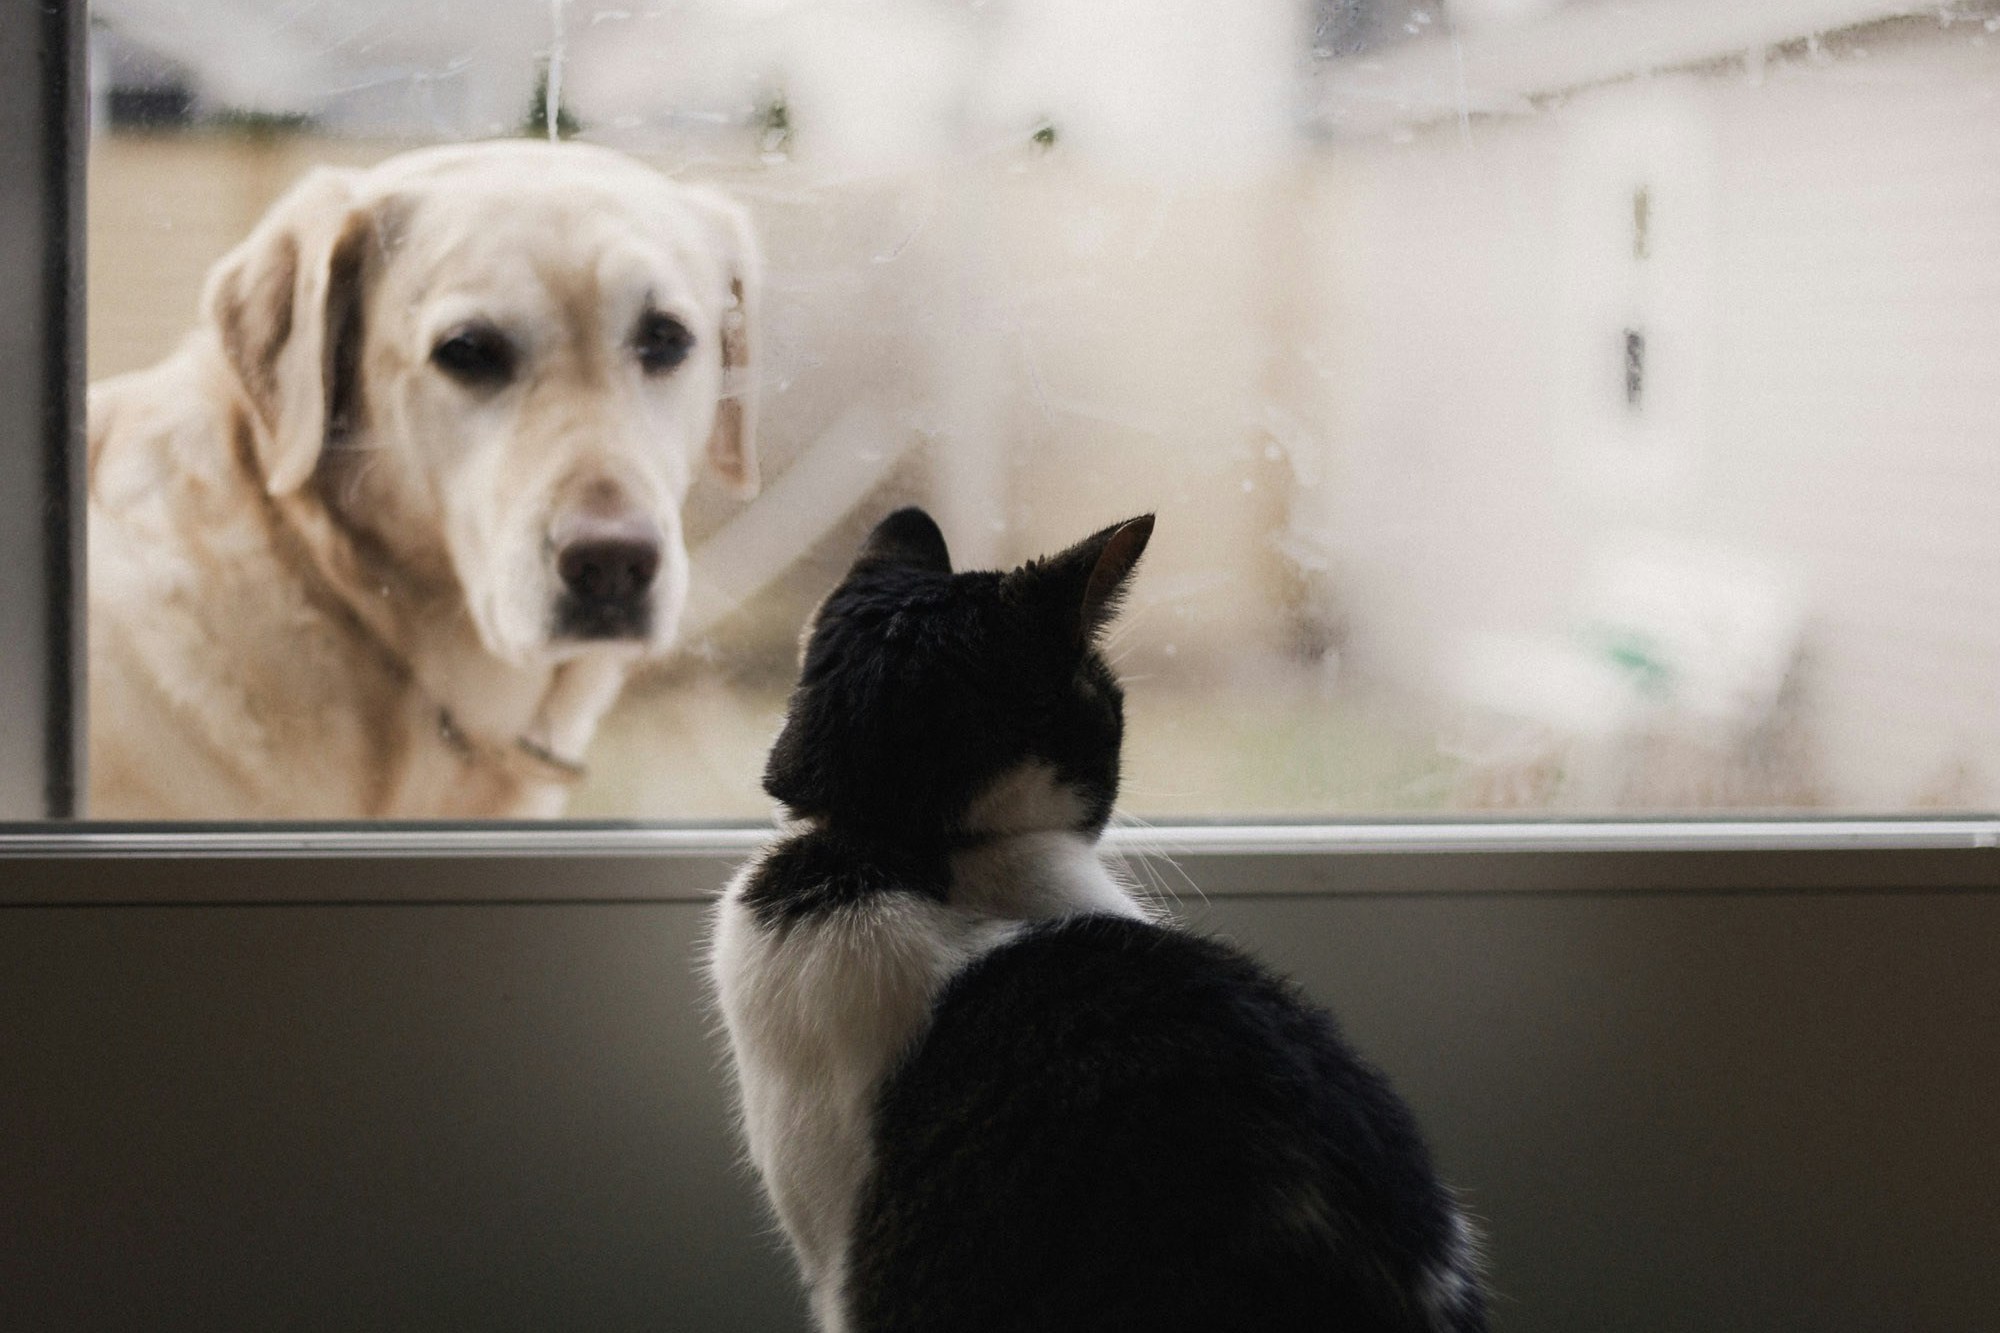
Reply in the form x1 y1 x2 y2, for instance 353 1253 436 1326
87 141 759 818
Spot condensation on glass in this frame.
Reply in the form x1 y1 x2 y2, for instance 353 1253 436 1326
83 0 2000 820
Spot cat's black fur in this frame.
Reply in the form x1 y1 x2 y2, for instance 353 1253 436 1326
852 915 1480 1333
759 506 1130 856
716 508 1486 1333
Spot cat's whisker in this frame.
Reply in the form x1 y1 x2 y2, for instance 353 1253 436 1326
1106 817 1175 910
1111 808 1209 909
1098 622 1140 656
1139 849 1194 915
1116 781 1208 803
1102 824 1175 913
1097 622 1156 666
1101 620 1150 660
1100 813 1154 882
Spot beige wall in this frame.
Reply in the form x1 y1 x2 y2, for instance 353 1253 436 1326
89 134 407 381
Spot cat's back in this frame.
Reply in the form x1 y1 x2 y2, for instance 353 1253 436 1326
848 914 1486 1333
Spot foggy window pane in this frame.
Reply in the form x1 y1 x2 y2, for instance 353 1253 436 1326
84 0 2000 820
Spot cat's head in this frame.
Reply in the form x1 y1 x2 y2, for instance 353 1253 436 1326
764 507 1153 845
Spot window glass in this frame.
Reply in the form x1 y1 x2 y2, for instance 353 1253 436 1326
84 0 2000 820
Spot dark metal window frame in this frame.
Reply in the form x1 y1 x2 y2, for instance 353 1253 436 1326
0 0 85 820
2 0 1996 899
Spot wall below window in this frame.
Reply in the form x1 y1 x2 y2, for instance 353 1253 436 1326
3 853 1995 1330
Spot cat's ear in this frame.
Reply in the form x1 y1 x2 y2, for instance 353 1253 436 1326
1080 515 1155 636
1019 514 1154 644
855 507 952 574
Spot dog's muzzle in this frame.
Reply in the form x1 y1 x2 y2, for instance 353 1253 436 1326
551 506 665 641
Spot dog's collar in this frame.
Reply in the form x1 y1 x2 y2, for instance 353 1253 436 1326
437 708 589 787
248 443 596 795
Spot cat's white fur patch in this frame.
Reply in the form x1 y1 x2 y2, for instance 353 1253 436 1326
711 884 1021 1331
960 758 1089 836
950 828 1152 923
711 765 1150 1332
951 762 1154 925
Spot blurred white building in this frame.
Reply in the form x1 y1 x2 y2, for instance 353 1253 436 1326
1304 0 2000 808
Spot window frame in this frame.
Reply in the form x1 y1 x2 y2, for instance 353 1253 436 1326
0 820 1992 905
2 0 1996 898
0 0 84 821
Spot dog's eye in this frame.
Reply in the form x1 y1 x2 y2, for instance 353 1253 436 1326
634 312 694 375
431 324 516 386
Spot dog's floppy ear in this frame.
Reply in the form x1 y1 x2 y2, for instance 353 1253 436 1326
685 187 762 499
204 167 381 496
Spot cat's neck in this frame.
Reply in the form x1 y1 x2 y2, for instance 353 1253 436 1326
774 759 1146 923
768 818 1149 926
948 829 1149 923
943 759 1143 920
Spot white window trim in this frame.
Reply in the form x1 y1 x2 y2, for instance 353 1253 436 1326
2 822 1995 906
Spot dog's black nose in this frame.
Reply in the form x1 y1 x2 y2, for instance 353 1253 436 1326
558 536 661 605
550 501 667 640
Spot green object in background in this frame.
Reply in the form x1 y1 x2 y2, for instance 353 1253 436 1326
522 61 582 140
1597 629 1674 699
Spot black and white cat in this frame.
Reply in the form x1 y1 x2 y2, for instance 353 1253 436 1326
710 508 1486 1333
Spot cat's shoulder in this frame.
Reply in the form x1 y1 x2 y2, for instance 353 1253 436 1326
733 826 950 929
944 912 1308 1025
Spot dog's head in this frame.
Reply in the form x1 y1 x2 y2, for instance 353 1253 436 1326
203 140 759 667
